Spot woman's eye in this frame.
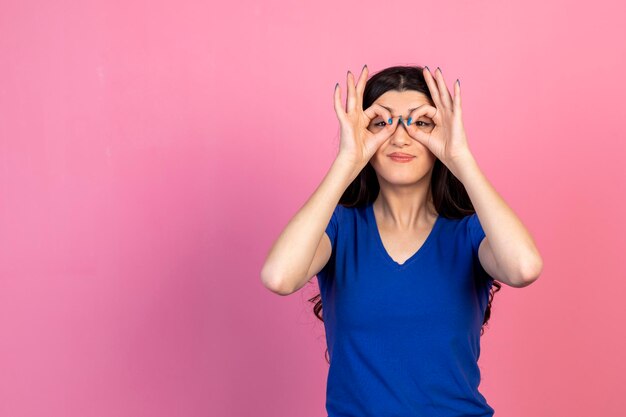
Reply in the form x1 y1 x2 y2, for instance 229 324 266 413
373 120 431 127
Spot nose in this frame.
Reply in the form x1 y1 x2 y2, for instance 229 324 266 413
389 115 412 145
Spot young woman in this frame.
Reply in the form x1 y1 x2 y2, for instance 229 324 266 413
261 65 543 417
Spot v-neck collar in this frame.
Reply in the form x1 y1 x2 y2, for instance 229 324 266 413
367 202 442 270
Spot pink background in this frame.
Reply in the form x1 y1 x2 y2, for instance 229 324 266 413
1 0 625 416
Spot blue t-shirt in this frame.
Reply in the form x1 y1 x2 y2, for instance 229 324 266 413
317 202 495 417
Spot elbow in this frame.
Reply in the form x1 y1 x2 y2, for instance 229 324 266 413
518 256 544 287
261 266 295 296
267 281 295 296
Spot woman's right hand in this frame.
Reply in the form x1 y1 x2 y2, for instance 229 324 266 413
333 65 399 170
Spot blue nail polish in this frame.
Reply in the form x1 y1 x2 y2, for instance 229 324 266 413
388 118 392 124
407 117 412 126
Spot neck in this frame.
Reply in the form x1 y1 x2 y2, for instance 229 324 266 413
373 181 437 230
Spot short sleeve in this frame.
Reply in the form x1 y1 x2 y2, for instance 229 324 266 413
324 204 340 253
466 212 486 258
466 212 494 285
318 205 341 282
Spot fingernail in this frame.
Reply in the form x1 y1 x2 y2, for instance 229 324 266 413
335 82 339 89
437 67 442 74
457 79 460 86
363 64 367 70
388 118 392 124
407 117 412 125
425 66 430 72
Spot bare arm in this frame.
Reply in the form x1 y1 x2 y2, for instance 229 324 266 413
261 65 399 295
260 155 359 295
457 153 543 287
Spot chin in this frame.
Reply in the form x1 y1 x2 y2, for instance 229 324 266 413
378 172 426 185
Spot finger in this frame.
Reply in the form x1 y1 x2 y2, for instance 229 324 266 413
423 67 444 111
333 83 348 125
365 103 399 141
406 103 439 126
405 125 430 147
434 67 453 110
372 117 400 144
364 103 394 126
346 70 357 113
454 79 462 115
355 64 368 111
399 114 430 147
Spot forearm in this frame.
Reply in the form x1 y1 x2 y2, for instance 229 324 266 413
261 155 360 292
453 153 544 281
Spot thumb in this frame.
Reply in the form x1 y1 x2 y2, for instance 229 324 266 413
371 121 397 147
407 126 431 148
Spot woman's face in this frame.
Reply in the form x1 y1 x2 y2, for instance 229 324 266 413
367 90 437 187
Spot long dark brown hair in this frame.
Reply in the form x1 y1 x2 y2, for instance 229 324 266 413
308 65 501 364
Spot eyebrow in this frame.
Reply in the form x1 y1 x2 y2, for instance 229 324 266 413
379 105 430 118
379 105 421 115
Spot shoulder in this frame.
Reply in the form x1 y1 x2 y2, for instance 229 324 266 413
434 213 483 247
332 203 367 221
435 213 474 232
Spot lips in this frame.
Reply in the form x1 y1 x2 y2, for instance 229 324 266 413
388 152 415 158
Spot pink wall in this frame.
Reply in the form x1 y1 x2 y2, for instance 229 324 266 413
1 0 625 416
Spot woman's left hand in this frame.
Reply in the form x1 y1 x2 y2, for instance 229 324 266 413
404 67 473 172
